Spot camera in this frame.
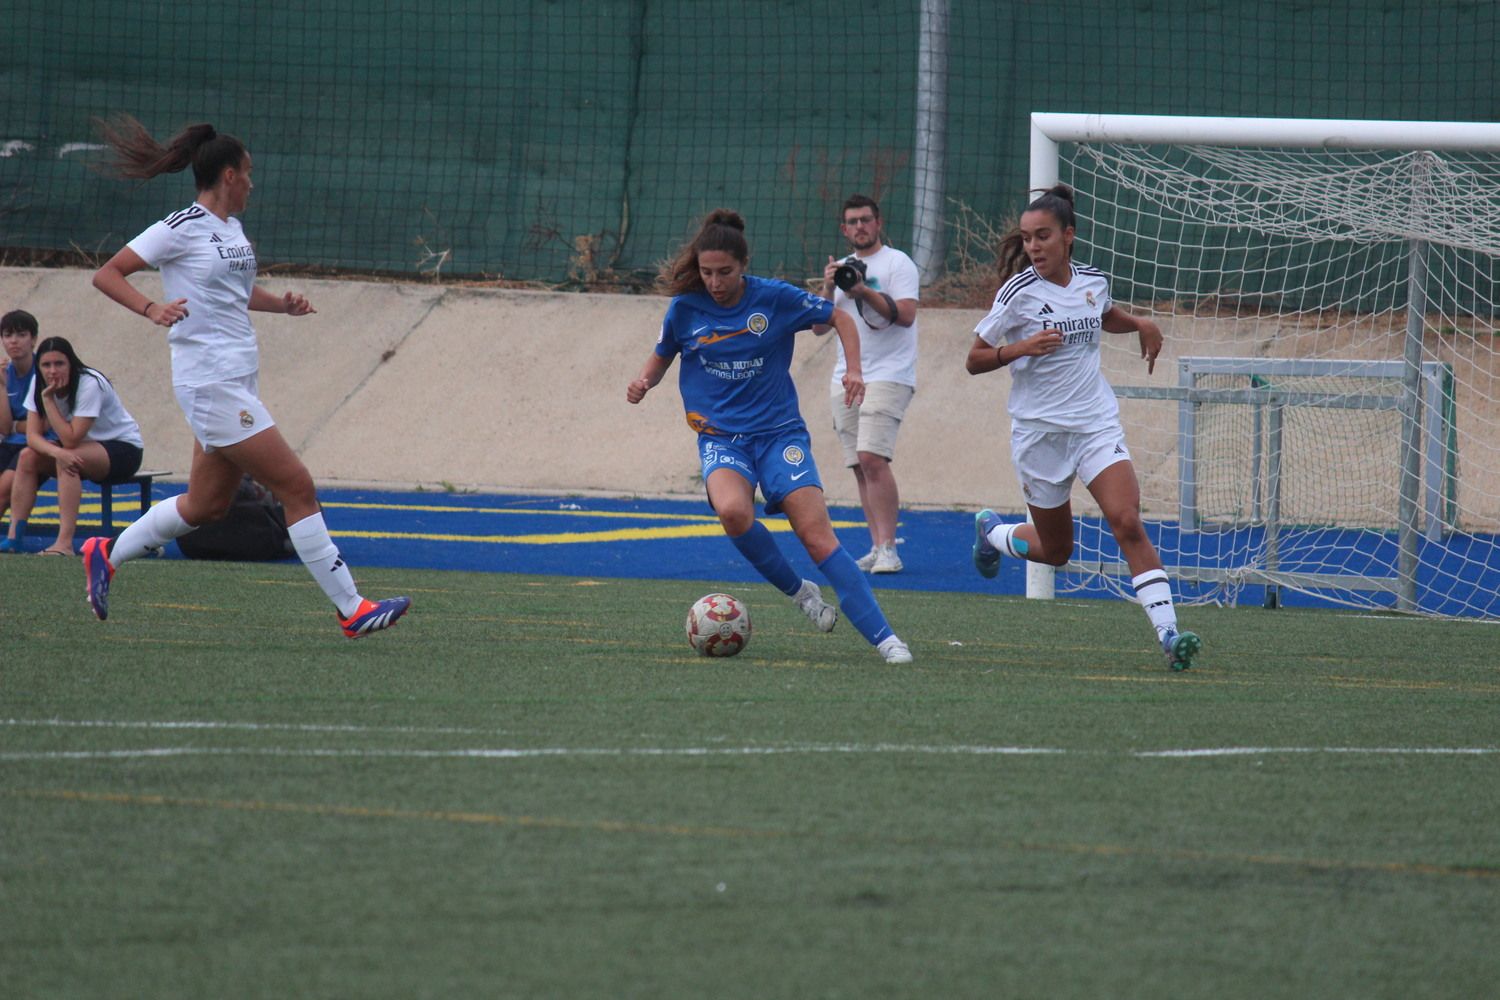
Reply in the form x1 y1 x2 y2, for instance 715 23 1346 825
832 256 867 292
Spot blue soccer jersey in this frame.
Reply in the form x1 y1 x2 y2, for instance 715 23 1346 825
655 275 833 436
5 360 32 445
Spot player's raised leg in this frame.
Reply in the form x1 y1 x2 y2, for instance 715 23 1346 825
708 467 836 631
223 427 409 637
82 440 237 620
781 485 911 663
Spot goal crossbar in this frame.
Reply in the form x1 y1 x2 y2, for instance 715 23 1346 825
1023 113 1498 614
1030 114 1500 191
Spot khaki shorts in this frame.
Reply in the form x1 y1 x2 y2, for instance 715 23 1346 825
174 373 277 453
830 380 914 467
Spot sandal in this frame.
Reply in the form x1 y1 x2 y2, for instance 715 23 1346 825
38 546 76 557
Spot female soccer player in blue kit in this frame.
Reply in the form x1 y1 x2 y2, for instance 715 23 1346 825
627 209 912 664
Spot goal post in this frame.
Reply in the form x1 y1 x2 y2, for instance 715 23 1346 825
1022 113 1500 618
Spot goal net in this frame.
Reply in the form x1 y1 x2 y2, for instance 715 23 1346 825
1028 114 1500 618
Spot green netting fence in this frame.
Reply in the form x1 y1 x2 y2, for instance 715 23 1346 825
2 1 1496 291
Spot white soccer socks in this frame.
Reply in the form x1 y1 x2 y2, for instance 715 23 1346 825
1131 568 1178 642
986 521 1030 559
287 511 363 618
110 494 194 566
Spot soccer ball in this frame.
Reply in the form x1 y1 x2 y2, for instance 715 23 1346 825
685 593 751 657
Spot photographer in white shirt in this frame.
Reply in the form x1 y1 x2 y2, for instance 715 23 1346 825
814 195 920 574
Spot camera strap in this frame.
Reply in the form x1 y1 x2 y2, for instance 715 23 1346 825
855 291 899 330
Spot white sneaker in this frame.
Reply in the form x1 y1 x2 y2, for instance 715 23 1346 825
792 579 838 632
877 636 913 664
871 544 903 574
854 548 880 572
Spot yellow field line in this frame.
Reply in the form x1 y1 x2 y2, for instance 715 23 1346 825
10 787 1496 880
321 502 726 521
9 787 785 841
326 520 864 544
17 497 867 539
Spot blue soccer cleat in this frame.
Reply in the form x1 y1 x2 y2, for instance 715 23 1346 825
972 509 1003 579
339 596 412 638
81 536 114 620
1162 629 1202 672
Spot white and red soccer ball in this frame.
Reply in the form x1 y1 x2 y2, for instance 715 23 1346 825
685 593 751 657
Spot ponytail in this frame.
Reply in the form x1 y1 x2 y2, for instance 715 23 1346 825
995 183 1078 283
660 209 750 296
94 114 246 191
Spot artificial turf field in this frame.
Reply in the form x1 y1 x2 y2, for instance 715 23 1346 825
2 557 1498 999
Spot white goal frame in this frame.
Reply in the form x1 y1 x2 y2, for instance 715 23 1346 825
1025 113 1500 603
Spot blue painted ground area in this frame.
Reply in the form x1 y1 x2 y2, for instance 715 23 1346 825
16 484 1500 616
298 488 1017 597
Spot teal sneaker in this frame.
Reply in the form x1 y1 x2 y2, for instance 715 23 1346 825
972 509 1003 579
1163 630 1202 672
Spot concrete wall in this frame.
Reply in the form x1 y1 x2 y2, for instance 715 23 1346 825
0 268 1025 511
10 267 1496 527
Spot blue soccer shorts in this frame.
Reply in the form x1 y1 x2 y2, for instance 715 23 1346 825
697 425 823 515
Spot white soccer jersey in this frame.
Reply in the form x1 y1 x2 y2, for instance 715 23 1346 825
974 262 1119 432
828 244 921 388
25 370 144 448
128 203 259 388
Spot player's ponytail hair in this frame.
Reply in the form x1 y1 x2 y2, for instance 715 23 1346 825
94 114 247 191
995 183 1079 283
661 209 750 295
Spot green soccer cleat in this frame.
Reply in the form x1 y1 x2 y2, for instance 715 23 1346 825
1163 629 1202 672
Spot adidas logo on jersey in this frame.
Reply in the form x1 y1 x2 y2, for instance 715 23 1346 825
210 233 224 243
1038 303 1055 315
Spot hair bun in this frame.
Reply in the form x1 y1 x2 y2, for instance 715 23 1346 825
1046 183 1075 204
705 208 746 232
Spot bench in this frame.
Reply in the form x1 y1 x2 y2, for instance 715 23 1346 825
99 469 172 534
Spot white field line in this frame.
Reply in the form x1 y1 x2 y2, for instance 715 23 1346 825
0 743 1496 763
2 719 1494 761
1 718 491 735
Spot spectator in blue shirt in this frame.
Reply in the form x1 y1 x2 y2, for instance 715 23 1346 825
0 310 40 551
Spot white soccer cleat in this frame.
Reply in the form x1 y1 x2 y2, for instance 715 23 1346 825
877 635 913 664
871 544 903 574
792 578 838 632
855 548 880 572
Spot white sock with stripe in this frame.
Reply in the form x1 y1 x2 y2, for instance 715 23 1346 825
1132 568 1178 643
287 511 363 618
985 522 1030 558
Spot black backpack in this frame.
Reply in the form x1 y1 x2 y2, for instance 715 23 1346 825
174 476 294 562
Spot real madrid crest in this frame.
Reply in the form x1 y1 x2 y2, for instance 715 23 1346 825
239 409 255 429
1085 291 1096 306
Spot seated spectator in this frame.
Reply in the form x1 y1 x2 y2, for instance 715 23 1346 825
0 310 41 546
3 336 144 555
